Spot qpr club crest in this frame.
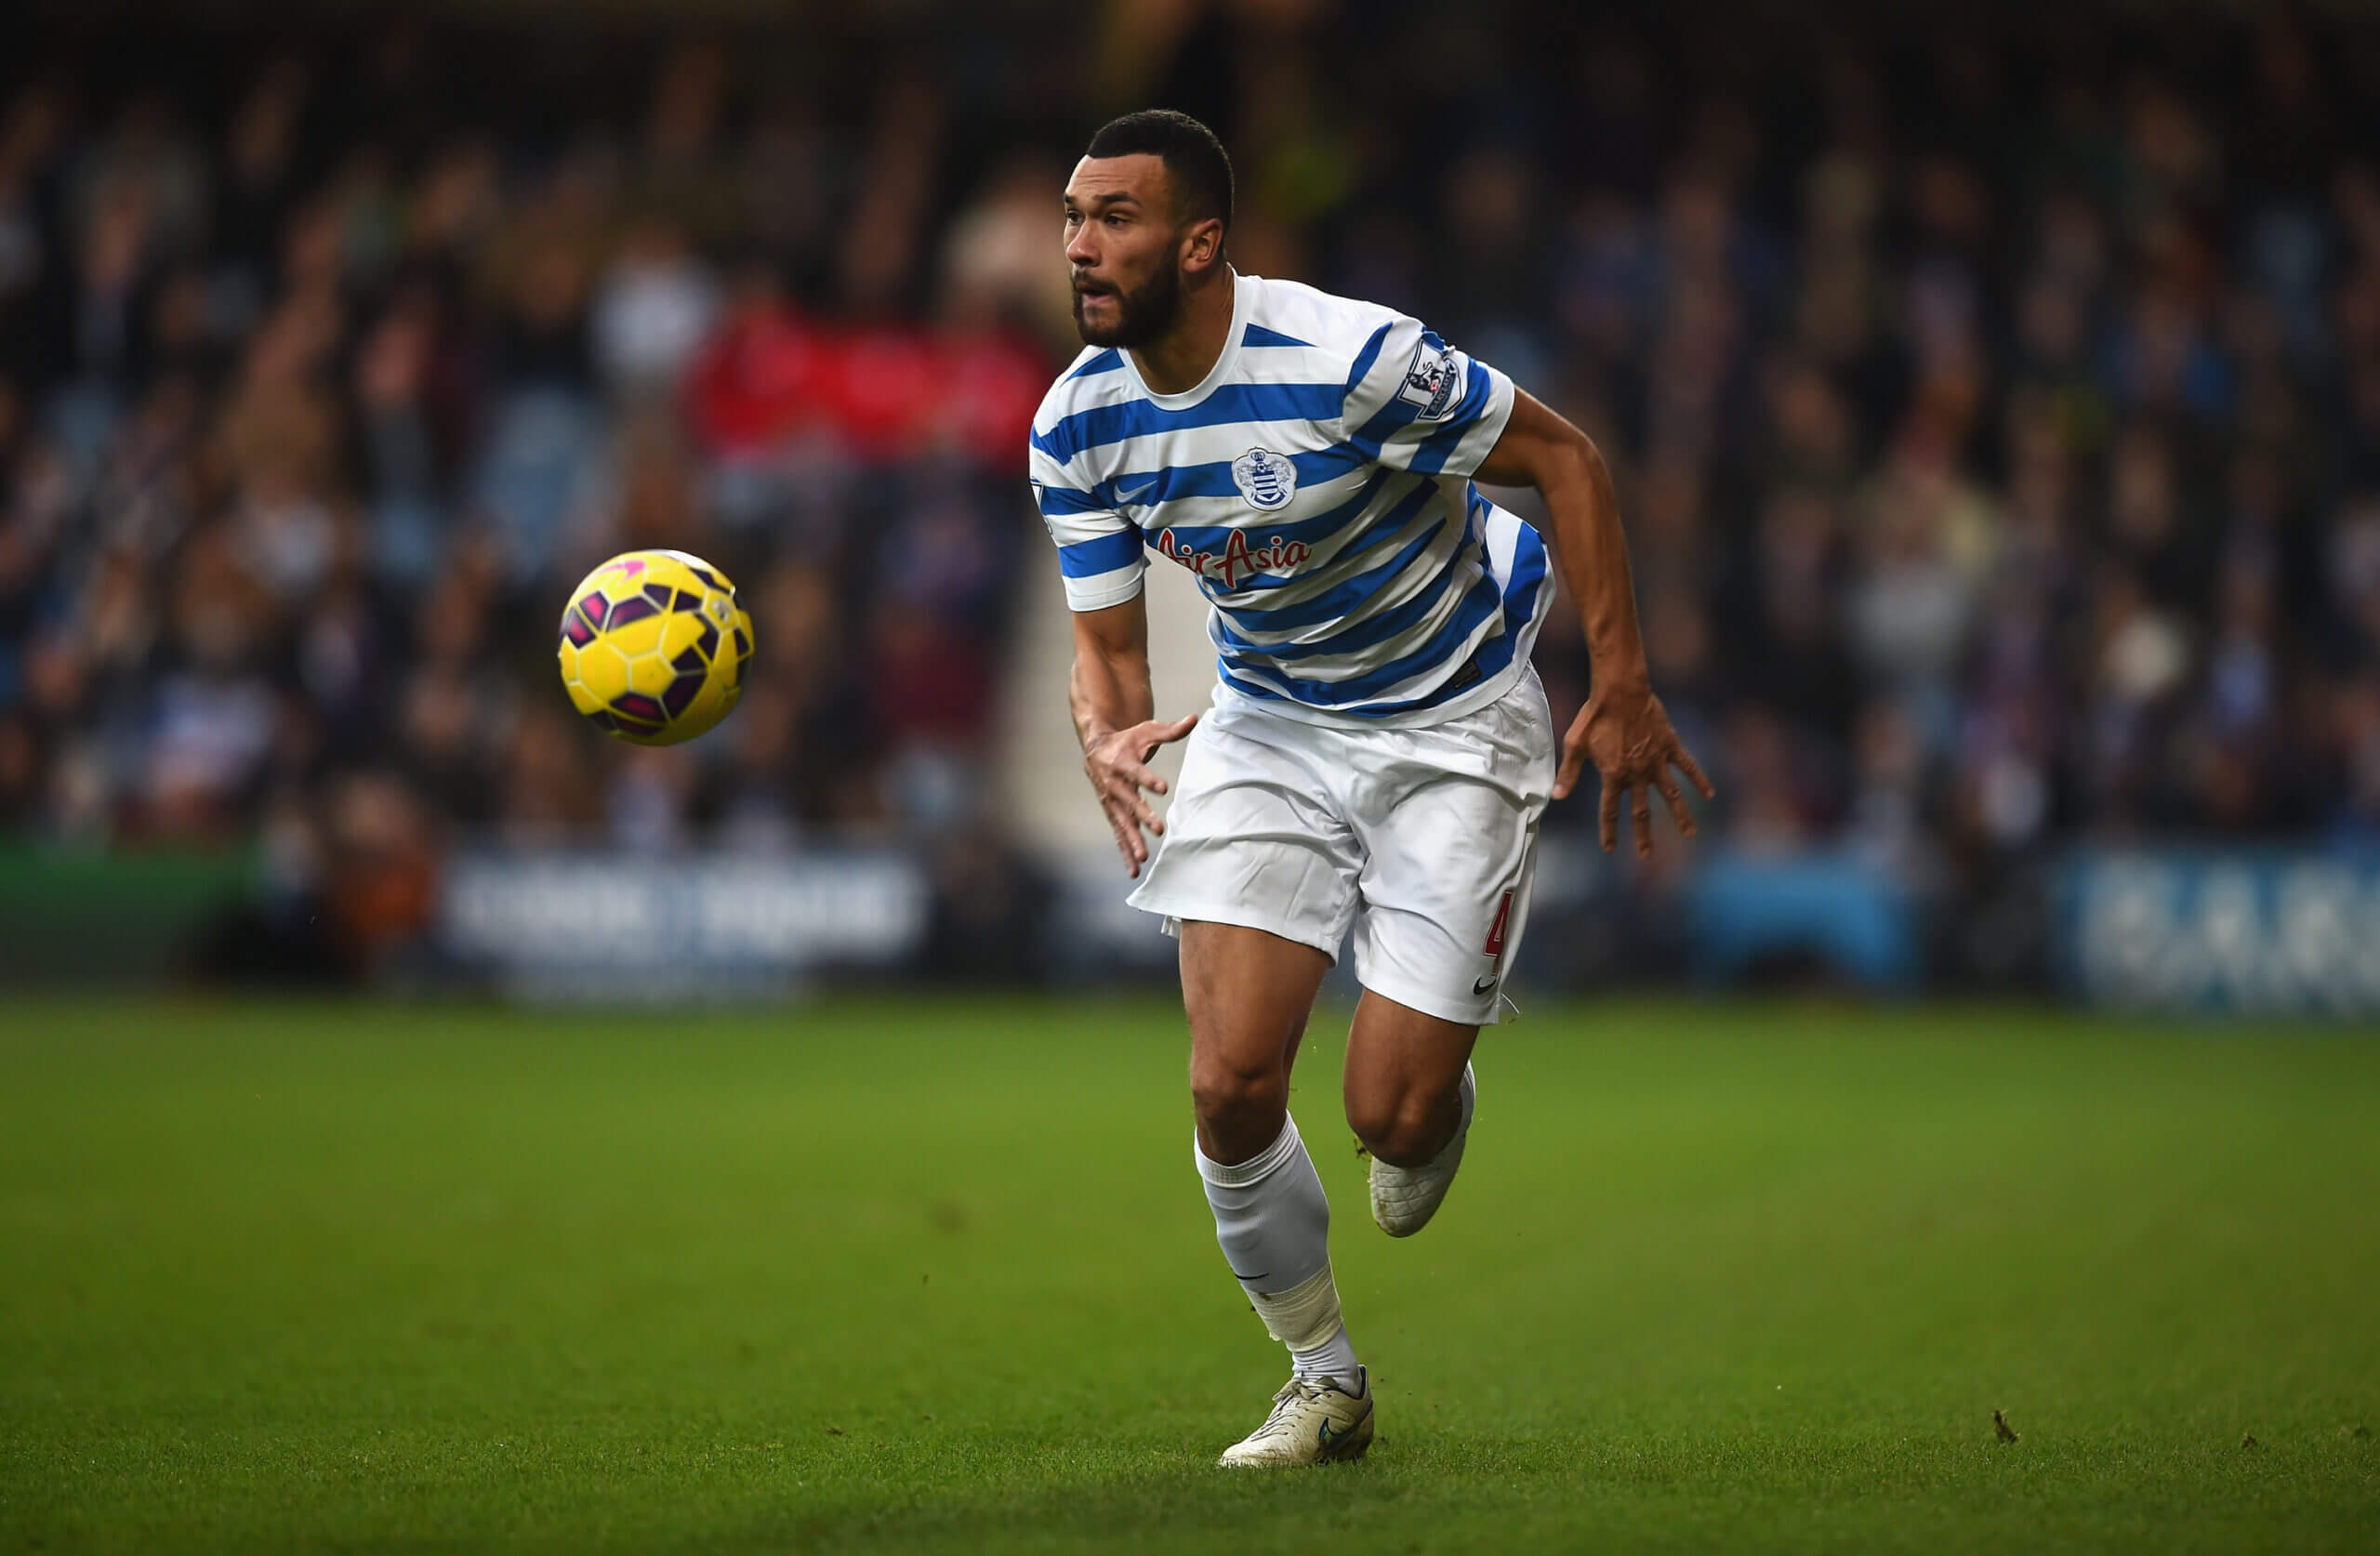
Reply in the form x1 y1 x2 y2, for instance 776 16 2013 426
1231 447 1297 511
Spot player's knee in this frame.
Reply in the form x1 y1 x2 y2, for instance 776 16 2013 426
1348 1087 1448 1167
1189 1053 1289 1155
1341 1080 1401 1162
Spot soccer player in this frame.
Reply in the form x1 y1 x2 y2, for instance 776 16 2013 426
1029 111 1712 1467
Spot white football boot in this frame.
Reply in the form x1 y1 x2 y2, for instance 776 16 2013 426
1217 1368 1374 1467
1368 1062 1474 1237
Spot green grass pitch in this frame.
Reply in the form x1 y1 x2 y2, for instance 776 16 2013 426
3 995 2376 1554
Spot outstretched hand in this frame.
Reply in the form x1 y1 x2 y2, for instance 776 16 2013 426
1554 685 1715 857
1084 713 1199 877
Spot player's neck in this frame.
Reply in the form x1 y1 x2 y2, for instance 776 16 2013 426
1130 266 1237 397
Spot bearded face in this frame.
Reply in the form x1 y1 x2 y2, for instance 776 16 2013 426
1070 259 1183 349
1063 153 1202 351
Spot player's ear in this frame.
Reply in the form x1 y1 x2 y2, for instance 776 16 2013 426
1179 217 1224 276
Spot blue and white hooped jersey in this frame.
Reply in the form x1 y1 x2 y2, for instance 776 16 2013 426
1027 272 1554 729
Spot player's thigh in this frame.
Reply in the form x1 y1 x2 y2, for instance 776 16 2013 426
1180 920 1332 1157
1346 670 1555 1028
1180 921 1334 1078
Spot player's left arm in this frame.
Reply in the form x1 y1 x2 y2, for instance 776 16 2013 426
1474 390 1715 856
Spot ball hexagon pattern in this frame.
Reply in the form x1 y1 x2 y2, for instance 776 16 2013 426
556 549 753 745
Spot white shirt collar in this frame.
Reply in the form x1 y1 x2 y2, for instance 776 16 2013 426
1122 270 1250 411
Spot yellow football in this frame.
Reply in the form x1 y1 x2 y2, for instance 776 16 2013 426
557 549 753 745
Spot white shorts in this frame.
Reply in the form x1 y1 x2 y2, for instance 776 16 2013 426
1128 666 1557 1026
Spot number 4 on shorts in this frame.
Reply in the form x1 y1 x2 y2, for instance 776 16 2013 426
1483 890 1514 958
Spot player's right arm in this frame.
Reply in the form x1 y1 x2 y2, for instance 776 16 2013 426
1031 429 1195 877
1069 597 1196 878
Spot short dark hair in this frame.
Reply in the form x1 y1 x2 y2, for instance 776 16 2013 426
1085 109 1233 238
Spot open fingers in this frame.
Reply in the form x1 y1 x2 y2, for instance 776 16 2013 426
1130 715 1199 763
1672 743 1716 800
1554 739 1589 802
1598 776 1620 852
1103 800 1146 875
1104 776 1162 836
1658 772 1696 838
1632 785 1655 857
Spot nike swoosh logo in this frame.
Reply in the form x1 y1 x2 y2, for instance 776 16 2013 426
1316 1400 1371 1455
1474 976 1498 995
1116 479 1158 503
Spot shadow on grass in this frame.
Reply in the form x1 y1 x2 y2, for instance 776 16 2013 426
660 1431 1588 1556
666 1425 2380 1556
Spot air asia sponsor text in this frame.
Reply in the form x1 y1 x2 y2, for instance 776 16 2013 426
1154 528 1311 590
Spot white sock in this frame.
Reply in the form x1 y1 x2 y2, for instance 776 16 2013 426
1290 1322 1361 1386
1195 1115 1360 1387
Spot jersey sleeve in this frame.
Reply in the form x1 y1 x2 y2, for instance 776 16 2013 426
1338 313 1515 480
1028 443 1145 611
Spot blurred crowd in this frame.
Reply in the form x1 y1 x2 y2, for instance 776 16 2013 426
0 12 1080 971
2 1 2378 978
